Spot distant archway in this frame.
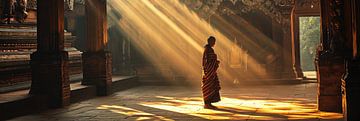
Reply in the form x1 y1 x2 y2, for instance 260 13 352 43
290 0 320 79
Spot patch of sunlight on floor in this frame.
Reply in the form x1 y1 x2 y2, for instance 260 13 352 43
97 105 174 121
135 96 343 120
303 71 317 79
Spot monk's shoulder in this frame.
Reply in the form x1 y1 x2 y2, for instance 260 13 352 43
205 46 214 52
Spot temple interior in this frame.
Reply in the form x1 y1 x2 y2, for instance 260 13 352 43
0 0 359 121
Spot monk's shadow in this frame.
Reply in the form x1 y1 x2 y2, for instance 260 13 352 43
210 106 289 119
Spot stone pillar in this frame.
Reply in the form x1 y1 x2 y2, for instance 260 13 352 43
82 0 112 96
269 20 282 78
290 8 304 79
342 0 360 120
281 13 296 79
29 0 70 108
270 16 295 79
342 60 360 120
317 0 345 113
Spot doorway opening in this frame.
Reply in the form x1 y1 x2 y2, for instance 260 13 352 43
299 16 320 79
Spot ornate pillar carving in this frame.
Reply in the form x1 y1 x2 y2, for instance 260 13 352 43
82 0 112 96
282 23 296 78
342 0 360 120
290 8 304 79
0 0 28 23
29 0 70 108
317 0 345 112
279 4 296 79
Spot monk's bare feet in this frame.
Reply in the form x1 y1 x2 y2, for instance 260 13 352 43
204 104 211 109
204 104 218 109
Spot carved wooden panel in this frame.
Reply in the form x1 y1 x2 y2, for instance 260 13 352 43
294 0 320 13
27 0 37 10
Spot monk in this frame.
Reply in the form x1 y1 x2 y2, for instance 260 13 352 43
202 36 221 109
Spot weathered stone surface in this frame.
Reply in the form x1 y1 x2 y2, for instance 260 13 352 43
317 60 344 113
316 0 346 113
82 51 112 96
29 51 70 108
10 83 343 121
0 22 82 88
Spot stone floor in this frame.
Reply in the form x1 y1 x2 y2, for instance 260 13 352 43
9 82 343 121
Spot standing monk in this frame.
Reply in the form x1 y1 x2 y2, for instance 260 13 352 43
202 36 221 109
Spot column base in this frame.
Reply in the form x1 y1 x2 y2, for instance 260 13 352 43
292 65 304 79
342 59 360 121
318 95 342 112
316 53 344 113
82 51 112 96
279 71 297 79
29 51 70 108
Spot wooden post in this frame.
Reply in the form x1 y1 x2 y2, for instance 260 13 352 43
316 0 345 113
29 0 70 108
290 8 305 79
82 0 112 96
281 17 296 79
342 0 360 120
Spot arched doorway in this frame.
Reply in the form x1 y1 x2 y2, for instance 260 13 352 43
290 1 320 79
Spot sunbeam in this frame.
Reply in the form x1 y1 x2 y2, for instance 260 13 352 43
107 0 273 85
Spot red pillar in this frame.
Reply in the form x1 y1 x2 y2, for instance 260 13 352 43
317 0 345 113
82 0 112 96
282 16 296 79
342 0 360 120
290 8 304 79
29 0 70 108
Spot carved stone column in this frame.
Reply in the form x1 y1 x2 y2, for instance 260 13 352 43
272 16 295 79
342 60 360 120
317 0 345 113
280 7 296 79
290 8 304 79
29 0 70 108
282 25 296 78
342 0 360 120
82 0 112 96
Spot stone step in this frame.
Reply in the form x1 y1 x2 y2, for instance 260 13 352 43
0 49 82 63
0 74 83 93
0 35 76 50
0 50 83 88
0 75 139 120
0 22 36 28
0 27 73 37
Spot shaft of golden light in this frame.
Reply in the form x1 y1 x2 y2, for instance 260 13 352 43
210 14 282 74
108 0 268 82
142 0 204 53
150 0 269 76
110 0 200 77
213 14 280 51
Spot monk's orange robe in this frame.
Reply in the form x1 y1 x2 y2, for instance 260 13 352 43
202 45 221 104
